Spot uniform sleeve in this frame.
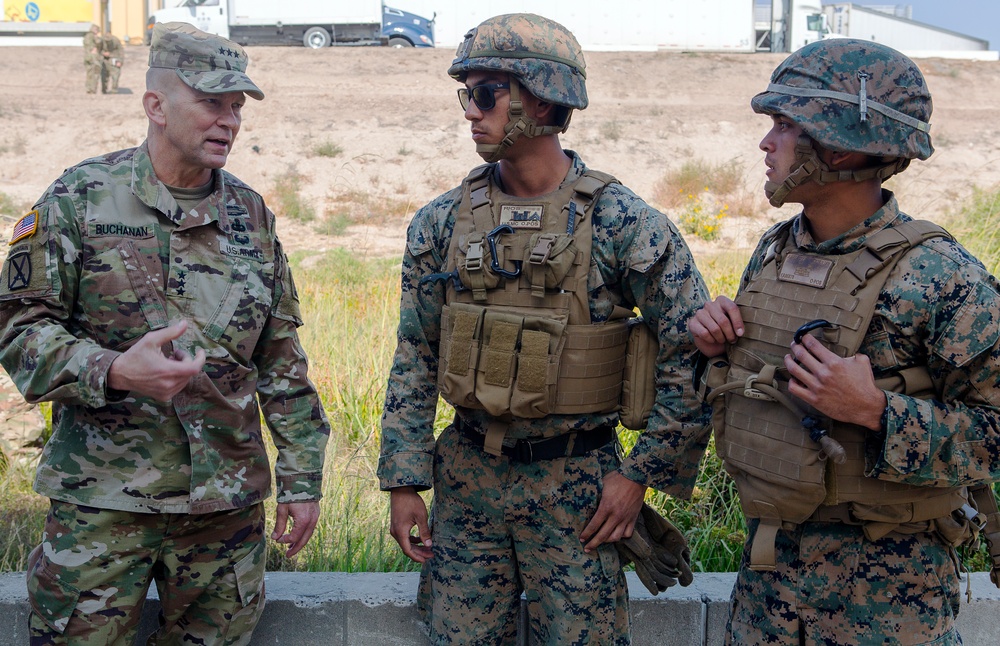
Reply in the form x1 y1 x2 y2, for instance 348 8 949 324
600 187 713 498
377 191 458 491
870 261 1000 487
0 183 123 409
254 230 331 503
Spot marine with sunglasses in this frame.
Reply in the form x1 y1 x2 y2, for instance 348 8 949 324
379 13 712 644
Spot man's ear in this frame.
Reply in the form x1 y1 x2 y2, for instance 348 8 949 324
532 99 558 125
143 90 166 126
828 149 869 171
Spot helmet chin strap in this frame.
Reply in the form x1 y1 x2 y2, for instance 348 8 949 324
765 135 911 207
476 79 570 163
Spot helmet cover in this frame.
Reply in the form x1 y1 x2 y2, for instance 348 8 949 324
751 38 932 160
448 13 587 110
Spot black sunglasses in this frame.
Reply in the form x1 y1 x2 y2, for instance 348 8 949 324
457 82 510 111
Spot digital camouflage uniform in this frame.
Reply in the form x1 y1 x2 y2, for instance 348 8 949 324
726 196 1000 645
712 39 1000 645
101 33 124 94
83 26 102 94
379 152 712 644
0 23 330 645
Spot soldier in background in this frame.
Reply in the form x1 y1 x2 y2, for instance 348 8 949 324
691 39 1000 644
82 23 102 94
380 13 709 643
101 30 124 94
0 22 330 644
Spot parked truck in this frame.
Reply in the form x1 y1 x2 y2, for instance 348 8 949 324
145 0 435 48
821 3 988 52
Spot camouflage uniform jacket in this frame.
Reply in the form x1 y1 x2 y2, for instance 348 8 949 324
379 151 711 496
83 31 101 64
0 142 330 514
741 192 1000 487
102 35 123 60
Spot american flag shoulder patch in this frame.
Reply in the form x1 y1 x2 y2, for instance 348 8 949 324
10 210 39 245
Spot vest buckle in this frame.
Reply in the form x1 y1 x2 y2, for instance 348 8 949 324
465 237 484 272
529 233 557 265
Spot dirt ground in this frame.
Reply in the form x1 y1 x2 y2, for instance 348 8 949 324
1 45 1000 259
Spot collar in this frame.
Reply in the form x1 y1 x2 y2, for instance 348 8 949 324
131 141 228 230
792 190 902 254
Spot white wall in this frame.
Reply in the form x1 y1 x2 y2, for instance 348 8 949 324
385 0 756 52
824 3 988 51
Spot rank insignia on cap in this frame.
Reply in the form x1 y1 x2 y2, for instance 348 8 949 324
10 210 39 245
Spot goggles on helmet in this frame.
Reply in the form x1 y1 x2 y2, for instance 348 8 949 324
458 82 509 111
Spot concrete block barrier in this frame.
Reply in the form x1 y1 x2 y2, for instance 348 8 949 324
2 571 998 644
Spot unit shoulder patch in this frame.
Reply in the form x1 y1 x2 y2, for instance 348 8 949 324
0 236 49 298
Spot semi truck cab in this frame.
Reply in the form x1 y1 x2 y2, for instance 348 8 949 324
145 0 435 49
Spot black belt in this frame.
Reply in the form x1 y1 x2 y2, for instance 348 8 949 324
455 418 616 465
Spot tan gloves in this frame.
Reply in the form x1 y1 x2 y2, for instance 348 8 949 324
615 503 694 594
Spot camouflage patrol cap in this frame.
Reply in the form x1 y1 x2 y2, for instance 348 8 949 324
148 22 264 100
751 39 932 160
448 13 587 109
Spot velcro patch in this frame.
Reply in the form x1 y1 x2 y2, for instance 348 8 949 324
779 253 834 288
87 222 154 238
0 238 48 297
9 210 38 245
500 204 542 229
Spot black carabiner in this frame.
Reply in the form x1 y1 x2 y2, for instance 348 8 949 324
486 224 522 279
793 319 833 344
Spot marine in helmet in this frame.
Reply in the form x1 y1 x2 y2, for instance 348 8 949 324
691 39 1000 644
379 13 711 643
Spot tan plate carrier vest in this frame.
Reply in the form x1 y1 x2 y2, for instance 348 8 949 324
436 164 653 431
704 219 985 571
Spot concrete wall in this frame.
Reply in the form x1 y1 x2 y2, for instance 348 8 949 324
1 571 999 644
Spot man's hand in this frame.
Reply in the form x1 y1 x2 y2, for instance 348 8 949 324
690 295 744 357
272 501 320 558
785 333 887 430
389 487 433 563
579 471 647 552
107 320 206 401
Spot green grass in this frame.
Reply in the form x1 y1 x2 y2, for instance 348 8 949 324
311 140 344 159
0 461 48 572
653 158 764 242
0 191 29 218
270 169 316 222
947 185 1000 276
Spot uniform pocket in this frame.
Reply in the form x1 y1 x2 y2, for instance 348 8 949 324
509 315 565 418
438 303 485 409
222 537 266 643
522 232 578 296
234 537 266 607
80 241 165 348
26 551 82 634
476 310 522 416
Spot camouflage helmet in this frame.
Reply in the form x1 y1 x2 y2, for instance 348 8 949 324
448 13 587 110
751 38 932 160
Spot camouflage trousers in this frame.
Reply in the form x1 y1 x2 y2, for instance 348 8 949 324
84 60 102 93
418 424 630 645
726 518 963 645
27 500 266 645
101 60 121 93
